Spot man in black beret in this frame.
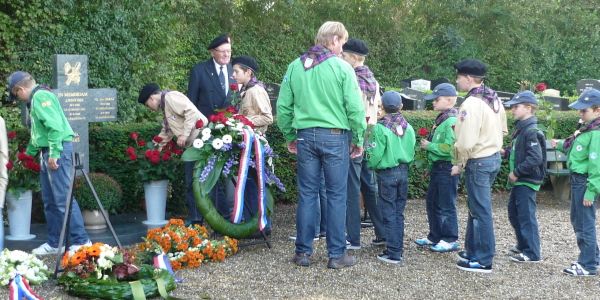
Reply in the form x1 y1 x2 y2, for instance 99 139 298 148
185 34 235 225
451 59 507 273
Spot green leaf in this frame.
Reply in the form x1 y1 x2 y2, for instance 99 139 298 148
182 147 202 162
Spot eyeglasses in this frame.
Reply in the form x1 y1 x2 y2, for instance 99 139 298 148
213 49 232 54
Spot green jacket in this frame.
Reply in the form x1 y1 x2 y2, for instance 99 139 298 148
277 56 366 145
557 129 600 201
25 87 74 158
366 122 415 170
426 116 457 171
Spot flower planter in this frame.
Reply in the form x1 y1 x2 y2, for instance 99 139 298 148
82 209 109 230
142 180 169 225
5 190 36 240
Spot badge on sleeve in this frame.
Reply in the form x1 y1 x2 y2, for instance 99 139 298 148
591 152 597 159
460 110 467 122
577 145 583 151
396 126 404 136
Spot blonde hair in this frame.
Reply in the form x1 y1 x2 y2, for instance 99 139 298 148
11 76 36 95
315 21 348 46
441 96 457 105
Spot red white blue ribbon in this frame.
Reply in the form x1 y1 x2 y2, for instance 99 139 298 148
9 274 43 300
253 135 268 230
154 254 183 283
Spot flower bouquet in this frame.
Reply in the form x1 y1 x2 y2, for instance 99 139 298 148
6 131 41 200
58 243 178 300
136 219 238 271
126 133 185 182
0 249 51 287
413 127 430 171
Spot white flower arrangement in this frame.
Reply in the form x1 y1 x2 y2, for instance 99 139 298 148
0 249 51 286
193 139 204 149
212 138 224 150
222 134 233 143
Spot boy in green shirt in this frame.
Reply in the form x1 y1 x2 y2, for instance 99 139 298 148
414 83 460 253
366 91 415 264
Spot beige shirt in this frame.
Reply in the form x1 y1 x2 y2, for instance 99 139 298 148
454 95 508 171
362 81 381 126
240 85 273 133
157 91 208 149
0 117 8 206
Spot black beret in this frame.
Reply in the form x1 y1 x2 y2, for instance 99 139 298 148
138 83 160 104
454 59 488 78
343 38 369 56
207 34 231 50
232 56 259 73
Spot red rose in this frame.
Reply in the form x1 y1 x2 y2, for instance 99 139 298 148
25 160 34 170
230 84 238 91
451 125 456 131
417 128 429 137
6 162 13 171
535 83 547 92
17 152 27 161
130 132 139 140
7 132 16 139
366 117 370 122
126 147 135 155
195 119 204 129
173 148 184 156
166 141 176 149
150 155 160 163
208 115 219 123
138 140 146 146
221 117 229 124
129 153 138 161
153 136 163 143
154 150 161 156
164 149 172 155
225 106 237 113
33 163 41 172
144 150 153 159
162 154 170 161
233 114 243 120
217 111 225 118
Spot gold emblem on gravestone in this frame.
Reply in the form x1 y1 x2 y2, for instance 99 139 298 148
64 62 82 85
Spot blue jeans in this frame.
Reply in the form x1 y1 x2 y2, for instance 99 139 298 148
570 173 599 273
378 164 408 260
185 161 231 222
361 158 385 239
425 161 459 243
463 152 500 266
346 131 362 244
295 128 349 258
40 142 88 247
315 168 327 236
508 184 541 261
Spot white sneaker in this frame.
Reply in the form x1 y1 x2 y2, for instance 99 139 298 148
32 243 65 255
69 240 92 256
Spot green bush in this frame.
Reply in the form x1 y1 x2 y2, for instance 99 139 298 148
73 173 122 214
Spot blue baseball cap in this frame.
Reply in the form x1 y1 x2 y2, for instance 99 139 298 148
504 90 538 105
569 88 600 110
382 90 402 110
423 83 458 100
7 71 30 101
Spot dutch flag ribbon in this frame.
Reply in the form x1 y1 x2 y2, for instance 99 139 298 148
9 274 43 300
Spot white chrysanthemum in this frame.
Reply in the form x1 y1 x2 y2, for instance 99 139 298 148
226 121 235 126
16 265 28 273
222 134 232 143
1 279 8 286
202 128 212 136
193 139 204 149
212 138 224 150
215 123 225 130
25 269 35 280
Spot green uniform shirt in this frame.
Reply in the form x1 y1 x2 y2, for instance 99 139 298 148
507 137 540 191
426 116 457 171
557 129 600 201
366 122 416 170
277 57 366 145
25 86 74 158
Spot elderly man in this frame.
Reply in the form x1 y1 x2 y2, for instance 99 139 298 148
278 21 366 269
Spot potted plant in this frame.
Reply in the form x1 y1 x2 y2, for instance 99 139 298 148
126 134 184 225
73 172 123 230
5 131 41 240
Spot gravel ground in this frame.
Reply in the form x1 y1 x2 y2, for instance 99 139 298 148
2 188 598 299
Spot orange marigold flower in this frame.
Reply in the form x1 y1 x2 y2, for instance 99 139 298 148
70 252 86 265
61 252 70 266
87 244 101 257
168 219 185 226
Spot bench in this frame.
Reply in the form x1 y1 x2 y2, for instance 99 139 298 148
546 139 570 201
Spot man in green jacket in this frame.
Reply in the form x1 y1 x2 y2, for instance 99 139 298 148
277 21 366 269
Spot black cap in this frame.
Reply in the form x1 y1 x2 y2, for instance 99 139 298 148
232 56 259 73
138 83 160 104
454 59 488 78
207 34 231 50
342 38 369 56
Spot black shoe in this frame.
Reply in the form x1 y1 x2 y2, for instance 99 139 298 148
456 259 492 273
456 251 470 262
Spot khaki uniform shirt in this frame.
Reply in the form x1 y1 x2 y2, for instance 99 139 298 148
157 91 208 149
454 95 508 171
362 81 381 126
240 85 273 133
0 117 7 206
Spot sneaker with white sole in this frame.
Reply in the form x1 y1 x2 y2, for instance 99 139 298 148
346 240 361 250
563 263 595 276
69 240 92 255
456 259 492 273
414 237 435 246
289 235 319 241
430 240 459 252
507 246 522 254
509 253 539 263
377 250 402 264
32 243 65 255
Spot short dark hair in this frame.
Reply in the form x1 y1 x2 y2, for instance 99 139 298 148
384 106 399 114
521 102 538 114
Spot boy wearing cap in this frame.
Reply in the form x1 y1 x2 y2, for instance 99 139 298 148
366 90 415 264
415 83 460 253
551 88 600 276
7 71 91 255
451 59 507 273
340 38 385 249
502 91 546 263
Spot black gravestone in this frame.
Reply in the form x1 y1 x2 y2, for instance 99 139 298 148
577 79 600 95
400 88 426 110
400 79 412 89
19 55 118 171
265 83 280 116
496 91 516 109
542 96 570 111
430 78 450 89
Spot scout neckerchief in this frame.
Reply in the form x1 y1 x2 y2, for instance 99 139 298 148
235 77 266 111
465 84 500 113
300 45 337 71
354 66 377 105
160 90 172 134
562 116 600 151
427 108 458 141
26 85 52 128
378 113 408 137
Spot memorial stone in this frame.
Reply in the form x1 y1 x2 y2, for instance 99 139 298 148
542 89 560 97
542 96 570 111
496 91 516 109
264 83 280 116
400 88 426 110
400 79 412 89
577 79 600 95
430 77 450 89
410 79 431 92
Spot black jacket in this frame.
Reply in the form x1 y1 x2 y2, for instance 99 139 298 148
187 59 234 117
509 116 547 185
